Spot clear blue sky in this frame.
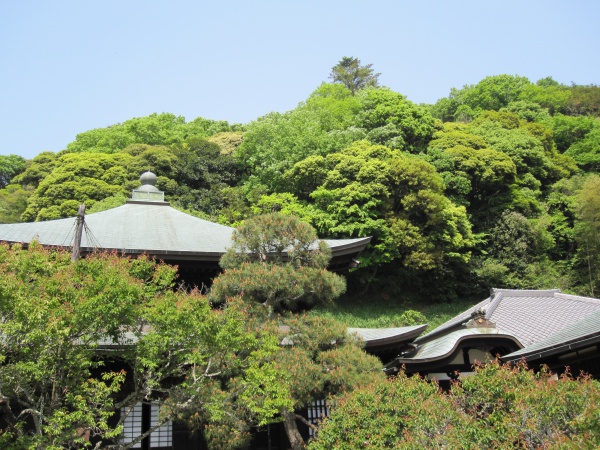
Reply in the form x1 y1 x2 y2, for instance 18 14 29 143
1 0 599 159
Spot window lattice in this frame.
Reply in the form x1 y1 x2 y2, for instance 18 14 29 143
120 403 172 448
150 403 173 448
306 399 329 436
121 403 143 448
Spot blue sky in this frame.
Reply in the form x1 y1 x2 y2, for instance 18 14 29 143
1 0 599 159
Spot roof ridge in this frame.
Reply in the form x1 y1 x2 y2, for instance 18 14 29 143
484 289 504 318
491 288 561 297
554 292 600 305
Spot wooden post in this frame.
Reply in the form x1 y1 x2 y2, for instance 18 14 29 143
71 204 86 262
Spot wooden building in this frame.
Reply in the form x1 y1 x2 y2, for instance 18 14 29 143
377 289 600 383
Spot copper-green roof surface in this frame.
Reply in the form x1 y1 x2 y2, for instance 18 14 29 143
0 172 371 266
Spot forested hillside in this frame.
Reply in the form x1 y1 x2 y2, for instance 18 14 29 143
2 59 600 300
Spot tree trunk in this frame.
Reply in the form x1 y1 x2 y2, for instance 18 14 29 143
282 409 305 450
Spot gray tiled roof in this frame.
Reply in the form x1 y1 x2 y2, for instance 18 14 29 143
502 309 600 361
0 202 370 260
417 289 600 348
348 325 427 348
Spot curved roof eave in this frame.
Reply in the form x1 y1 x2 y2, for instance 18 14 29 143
348 324 428 348
387 330 523 367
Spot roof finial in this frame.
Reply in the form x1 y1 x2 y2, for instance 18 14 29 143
128 171 168 204
140 171 158 187
466 308 496 329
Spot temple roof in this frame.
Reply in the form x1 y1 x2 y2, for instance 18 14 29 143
384 289 600 374
397 328 519 362
502 308 600 362
0 202 233 259
0 172 371 265
416 289 600 347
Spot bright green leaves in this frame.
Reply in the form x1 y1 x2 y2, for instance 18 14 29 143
0 154 27 189
574 175 600 296
309 370 459 450
66 113 239 154
238 85 436 192
432 75 533 120
209 214 377 447
17 139 239 221
565 125 600 170
20 152 134 221
470 119 553 181
426 129 517 218
0 244 291 448
355 88 436 152
310 362 600 449
284 140 474 269
0 245 150 447
238 104 362 192
13 113 242 222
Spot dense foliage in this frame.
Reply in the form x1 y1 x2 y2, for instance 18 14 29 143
211 213 347 312
209 213 381 449
2 64 600 447
2 63 600 298
0 244 290 449
0 218 381 450
309 362 600 449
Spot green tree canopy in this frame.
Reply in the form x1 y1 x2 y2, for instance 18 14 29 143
284 141 474 270
0 244 289 449
551 113 598 153
574 175 600 296
20 152 136 221
0 154 27 188
237 84 436 192
66 113 241 154
0 184 32 223
462 75 532 111
237 84 364 191
11 151 58 188
564 83 600 116
18 143 220 221
355 87 437 152
425 125 518 224
469 116 568 185
270 315 384 450
210 213 346 312
310 362 600 449
329 56 380 95
432 75 533 121
566 126 600 170
171 137 242 216
208 213 381 449
520 77 572 115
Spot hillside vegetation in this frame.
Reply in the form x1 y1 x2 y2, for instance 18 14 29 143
2 62 600 302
